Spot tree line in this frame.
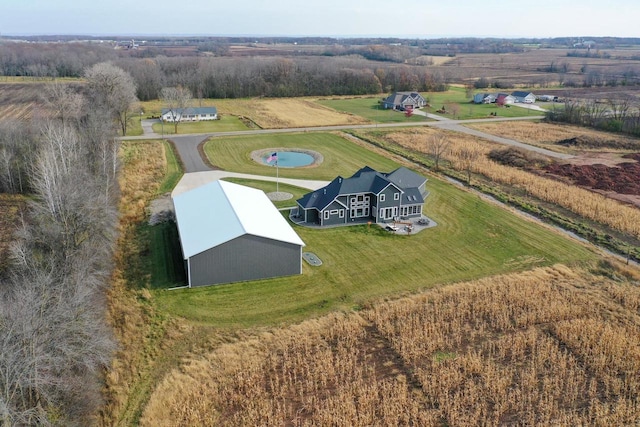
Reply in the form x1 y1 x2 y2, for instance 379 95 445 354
0 43 450 100
546 97 640 136
115 55 449 101
0 62 134 425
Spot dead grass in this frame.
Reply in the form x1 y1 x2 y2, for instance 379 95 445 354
466 121 640 152
0 193 26 271
140 97 369 129
101 141 187 426
381 127 640 239
138 263 640 426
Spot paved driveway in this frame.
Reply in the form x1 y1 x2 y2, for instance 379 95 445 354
170 135 212 172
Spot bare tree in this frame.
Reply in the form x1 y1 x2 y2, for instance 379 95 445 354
425 133 451 172
455 147 479 185
41 82 84 125
160 86 192 134
84 62 138 136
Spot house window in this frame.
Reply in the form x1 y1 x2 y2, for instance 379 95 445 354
380 194 385 202
330 209 339 215
394 193 400 201
324 211 330 220
339 210 344 218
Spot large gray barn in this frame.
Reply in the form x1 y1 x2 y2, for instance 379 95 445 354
172 180 305 287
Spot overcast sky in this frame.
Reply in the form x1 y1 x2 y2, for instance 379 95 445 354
2 0 638 39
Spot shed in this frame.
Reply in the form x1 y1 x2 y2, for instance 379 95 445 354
173 180 305 287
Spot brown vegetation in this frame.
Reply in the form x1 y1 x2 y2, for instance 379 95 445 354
139 264 640 426
0 194 26 271
466 121 640 152
546 154 640 196
101 141 182 425
382 128 640 239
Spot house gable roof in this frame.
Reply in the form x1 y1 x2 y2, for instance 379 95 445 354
385 166 427 190
161 106 218 115
382 91 425 106
173 180 304 259
511 91 534 98
297 166 424 211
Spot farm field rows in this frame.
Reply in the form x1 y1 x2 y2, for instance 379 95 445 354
141 264 640 426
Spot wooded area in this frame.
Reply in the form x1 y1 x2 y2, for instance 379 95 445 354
0 63 132 425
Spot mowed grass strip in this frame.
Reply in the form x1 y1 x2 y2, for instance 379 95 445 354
203 132 400 180
153 172 596 328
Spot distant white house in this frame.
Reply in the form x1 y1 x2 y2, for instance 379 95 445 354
161 107 218 122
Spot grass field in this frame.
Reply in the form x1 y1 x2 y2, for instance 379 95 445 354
316 96 430 123
316 88 541 122
152 157 596 328
203 132 401 180
140 97 368 130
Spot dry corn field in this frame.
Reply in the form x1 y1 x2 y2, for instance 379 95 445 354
382 128 640 239
139 264 640 426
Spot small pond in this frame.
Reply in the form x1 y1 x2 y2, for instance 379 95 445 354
262 151 315 168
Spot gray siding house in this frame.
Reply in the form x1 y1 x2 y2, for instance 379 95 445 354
511 91 536 103
381 92 427 110
295 166 428 227
173 180 305 287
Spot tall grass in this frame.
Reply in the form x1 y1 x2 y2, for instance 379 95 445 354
385 128 640 239
101 140 182 426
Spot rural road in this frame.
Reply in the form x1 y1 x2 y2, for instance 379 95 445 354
125 114 570 173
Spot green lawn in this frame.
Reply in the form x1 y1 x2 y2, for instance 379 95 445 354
316 96 430 123
151 115 249 135
153 173 596 328
316 89 538 122
222 178 308 209
158 140 184 194
203 132 400 180
427 87 540 120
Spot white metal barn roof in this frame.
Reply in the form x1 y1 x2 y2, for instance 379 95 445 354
172 180 305 259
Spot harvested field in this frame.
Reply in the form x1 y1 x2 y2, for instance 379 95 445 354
216 98 369 128
438 49 640 87
0 81 83 122
139 264 640 426
141 97 369 129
